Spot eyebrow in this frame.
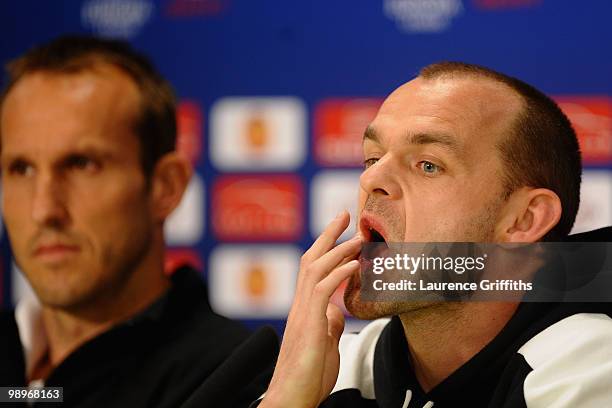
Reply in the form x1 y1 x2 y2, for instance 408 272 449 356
363 125 379 143
408 132 461 152
363 125 461 153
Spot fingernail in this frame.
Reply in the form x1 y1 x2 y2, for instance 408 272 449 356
348 260 360 267
335 210 346 219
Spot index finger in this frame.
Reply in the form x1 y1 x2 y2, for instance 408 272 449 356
301 210 351 266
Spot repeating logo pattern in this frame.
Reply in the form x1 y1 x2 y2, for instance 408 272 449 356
310 170 362 240
313 99 381 167
1 0 610 324
210 97 307 171
212 175 304 241
208 245 300 318
556 97 612 165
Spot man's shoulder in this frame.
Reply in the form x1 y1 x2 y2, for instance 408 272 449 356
166 265 251 342
514 306 612 407
519 311 612 364
150 266 253 375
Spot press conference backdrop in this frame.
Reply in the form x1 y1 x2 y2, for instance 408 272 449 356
1 0 611 332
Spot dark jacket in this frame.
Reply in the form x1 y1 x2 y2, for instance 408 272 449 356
0 266 276 408
318 227 612 407
251 227 612 407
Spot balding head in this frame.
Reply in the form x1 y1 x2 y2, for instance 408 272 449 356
417 62 581 240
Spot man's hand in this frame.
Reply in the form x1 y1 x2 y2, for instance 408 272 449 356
261 211 362 408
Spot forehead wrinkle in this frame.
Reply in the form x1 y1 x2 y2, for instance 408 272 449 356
363 125 463 156
406 131 462 152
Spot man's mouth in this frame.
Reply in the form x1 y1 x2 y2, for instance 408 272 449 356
354 215 390 292
369 228 386 243
358 214 390 274
33 243 81 263
359 214 389 245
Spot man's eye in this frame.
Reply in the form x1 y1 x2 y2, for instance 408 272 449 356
67 155 100 172
8 161 34 177
418 161 442 175
363 158 379 169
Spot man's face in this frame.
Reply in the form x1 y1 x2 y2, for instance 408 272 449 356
0 65 156 310
344 76 523 319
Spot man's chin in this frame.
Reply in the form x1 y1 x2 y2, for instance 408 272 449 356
22 265 99 310
345 301 392 320
344 275 399 320
32 281 96 310
344 276 441 320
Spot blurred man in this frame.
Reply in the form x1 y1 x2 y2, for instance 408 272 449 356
0 35 273 407
259 63 612 407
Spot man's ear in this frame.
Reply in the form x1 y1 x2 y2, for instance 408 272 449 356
149 152 192 222
495 187 562 243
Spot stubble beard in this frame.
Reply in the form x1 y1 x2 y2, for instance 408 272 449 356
344 196 502 320
21 217 154 314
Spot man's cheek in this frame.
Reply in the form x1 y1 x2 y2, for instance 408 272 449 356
357 188 368 212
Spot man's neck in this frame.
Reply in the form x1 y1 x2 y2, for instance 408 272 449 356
399 301 519 392
38 307 116 371
35 261 170 375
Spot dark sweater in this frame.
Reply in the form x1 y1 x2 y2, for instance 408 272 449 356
0 266 275 408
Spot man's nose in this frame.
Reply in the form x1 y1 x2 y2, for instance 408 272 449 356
359 155 402 199
31 173 70 228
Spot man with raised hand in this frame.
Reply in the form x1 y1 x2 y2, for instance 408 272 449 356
0 35 274 407
259 63 612 407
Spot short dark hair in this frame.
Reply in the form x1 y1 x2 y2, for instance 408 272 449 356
420 62 582 241
1 34 176 177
